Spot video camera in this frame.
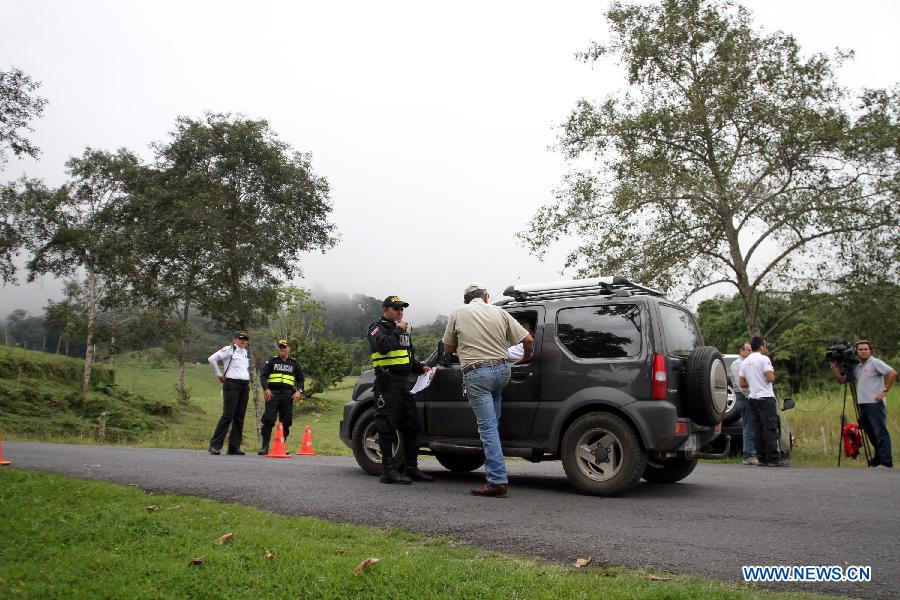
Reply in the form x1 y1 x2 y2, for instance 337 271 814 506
825 341 860 374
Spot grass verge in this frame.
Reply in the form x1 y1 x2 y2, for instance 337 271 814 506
0 469 831 600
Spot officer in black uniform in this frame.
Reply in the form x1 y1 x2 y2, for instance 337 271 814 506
258 339 305 455
367 295 433 484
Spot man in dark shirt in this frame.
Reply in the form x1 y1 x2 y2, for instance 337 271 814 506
258 339 305 455
367 295 432 484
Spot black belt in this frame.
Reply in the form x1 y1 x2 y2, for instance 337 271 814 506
225 378 249 385
462 359 507 374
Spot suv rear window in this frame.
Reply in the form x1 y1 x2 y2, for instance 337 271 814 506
556 304 642 359
658 304 702 357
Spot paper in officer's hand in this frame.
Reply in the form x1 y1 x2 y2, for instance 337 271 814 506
410 367 438 394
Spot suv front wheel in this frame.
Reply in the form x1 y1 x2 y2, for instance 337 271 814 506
351 407 402 475
561 412 646 496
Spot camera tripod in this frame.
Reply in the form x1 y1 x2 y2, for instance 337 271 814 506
836 368 873 467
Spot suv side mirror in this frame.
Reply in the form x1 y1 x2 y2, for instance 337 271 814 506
782 398 795 411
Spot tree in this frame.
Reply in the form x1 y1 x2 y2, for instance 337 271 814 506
122 113 338 404
0 67 48 168
19 149 139 404
523 0 899 336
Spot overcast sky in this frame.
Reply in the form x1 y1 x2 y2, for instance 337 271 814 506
2 1 898 324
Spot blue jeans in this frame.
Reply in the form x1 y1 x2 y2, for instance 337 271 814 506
735 392 757 458
859 402 893 467
463 363 511 484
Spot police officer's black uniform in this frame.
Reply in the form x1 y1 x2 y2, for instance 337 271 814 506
368 298 434 484
259 353 305 455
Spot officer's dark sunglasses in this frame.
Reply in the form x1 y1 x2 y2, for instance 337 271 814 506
277 344 288 348
237 336 249 341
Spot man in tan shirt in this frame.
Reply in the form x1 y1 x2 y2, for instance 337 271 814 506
443 283 533 497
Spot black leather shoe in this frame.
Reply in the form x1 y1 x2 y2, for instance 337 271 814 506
208 447 221 455
257 447 269 456
404 467 434 482
227 450 246 456
470 482 508 497
380 468 413 484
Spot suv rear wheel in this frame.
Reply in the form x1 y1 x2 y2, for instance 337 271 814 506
561 412 646 496
351 408 402 476
642 455 698 483
434 452 484 473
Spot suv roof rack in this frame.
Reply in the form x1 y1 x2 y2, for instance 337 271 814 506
501 275 663 302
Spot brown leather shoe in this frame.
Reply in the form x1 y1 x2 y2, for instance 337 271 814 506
470 482 508 498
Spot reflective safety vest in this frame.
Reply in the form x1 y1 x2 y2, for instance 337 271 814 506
372 348 411 368
267 371 296 387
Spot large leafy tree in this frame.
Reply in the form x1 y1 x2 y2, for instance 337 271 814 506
123 113 338 404
0 67 48 282
18 149 139 404
523 0 899 335
0 67 47 168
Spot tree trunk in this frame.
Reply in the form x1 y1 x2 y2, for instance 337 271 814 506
247 339 262 447
176 295 191 404
80 267 99 406
108 334 116 368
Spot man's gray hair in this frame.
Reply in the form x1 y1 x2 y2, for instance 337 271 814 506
464 288 487 304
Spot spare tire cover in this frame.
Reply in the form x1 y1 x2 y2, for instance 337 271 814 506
685 346 728 426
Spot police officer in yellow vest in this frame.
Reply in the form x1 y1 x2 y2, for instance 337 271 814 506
258 339 305 455
367 296 433 484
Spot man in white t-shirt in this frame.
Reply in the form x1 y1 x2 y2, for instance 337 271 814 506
739 336 787 467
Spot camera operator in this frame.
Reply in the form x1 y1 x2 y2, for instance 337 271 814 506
831 341 896 468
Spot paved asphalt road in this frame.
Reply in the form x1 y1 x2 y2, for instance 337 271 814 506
5 442 898 598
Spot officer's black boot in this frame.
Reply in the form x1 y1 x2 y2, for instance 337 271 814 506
380 457 412 484
403 447 434 482
257 431 271 456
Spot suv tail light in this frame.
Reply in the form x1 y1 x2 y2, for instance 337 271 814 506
652 353 667 400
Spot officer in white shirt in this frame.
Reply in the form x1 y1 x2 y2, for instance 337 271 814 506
739 336 787 467
207 331 251 455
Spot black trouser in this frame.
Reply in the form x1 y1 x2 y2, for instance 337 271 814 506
374 372 421 465
749 396 780 464
210 378 249 453
261 387 294 444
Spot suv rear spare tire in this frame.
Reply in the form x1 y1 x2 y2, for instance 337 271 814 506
685 346 728 426
561 412 646 497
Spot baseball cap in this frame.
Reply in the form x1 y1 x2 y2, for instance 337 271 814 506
276 339 289 347
383 295 409 308
233 331 249 340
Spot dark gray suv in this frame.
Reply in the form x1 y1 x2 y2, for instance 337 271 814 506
339 276 730 496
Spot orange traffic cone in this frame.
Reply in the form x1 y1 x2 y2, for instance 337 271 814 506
297 425 315 456
265 422 292 458
0 433 11 466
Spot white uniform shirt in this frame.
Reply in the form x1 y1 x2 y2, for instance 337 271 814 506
208 345 250 380
739 352 775 398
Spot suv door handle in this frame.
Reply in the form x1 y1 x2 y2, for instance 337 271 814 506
511 371 532 381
